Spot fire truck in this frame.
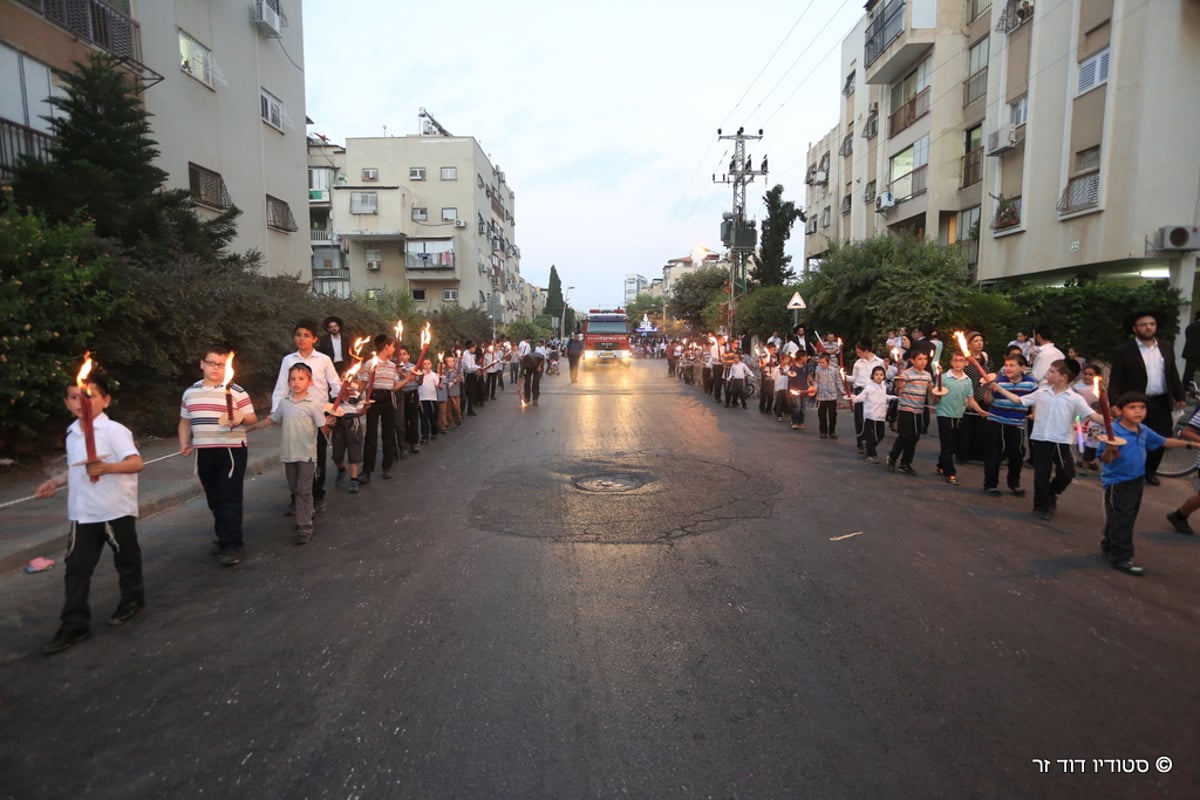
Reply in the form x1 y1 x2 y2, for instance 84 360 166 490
580 309 632 369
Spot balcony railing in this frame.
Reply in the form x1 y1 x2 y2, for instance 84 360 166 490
956 238 980 265
888 164 928 200
310 229 334 243
991 196 1023 231
888 86 930 137
1057 172 1100 214
996 0 1034 34
865 0 906 67
406 252 455 270
960 147 984 187
18 0 144 65
963 66 988 106
0 117 56 181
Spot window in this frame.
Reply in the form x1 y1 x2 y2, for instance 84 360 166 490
412 289 427 302
411 207 428 222
958 206 982 240
841 194 852 215
365 248 382 263
842 70 856 96
440 166 458 180
864 180 877 203
350 191 378 214
1010 95 1028 126
260 89 283 131
889 58 932 136
410 167 426 181
839 132 854 157
442 289 459 303
968 0 992 23
265 195 297 231
1077 47 1110 95
406 240 454 269
889 135 930 199
188 163 232 209
441 207 458 222
961 126 984 187
862 108 879 140
361 167 379 182
821 207 832 228
1059 146 1102 214
179 30 213 86
1076 146 1100 173
964 38 989 105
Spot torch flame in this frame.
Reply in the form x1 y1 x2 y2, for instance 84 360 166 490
420 322 432 347
223 351 236 388
437 352 444 362
1093 376 1102 396
393 319 404 340
75 351 94 389
343 361 363 381
954 330 971 358
351 336 371 360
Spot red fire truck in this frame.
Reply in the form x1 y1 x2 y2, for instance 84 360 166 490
580 309 632 369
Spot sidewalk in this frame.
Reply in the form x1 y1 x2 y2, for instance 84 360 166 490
0 427 282 574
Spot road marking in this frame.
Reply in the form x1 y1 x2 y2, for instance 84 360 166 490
830 531 864 541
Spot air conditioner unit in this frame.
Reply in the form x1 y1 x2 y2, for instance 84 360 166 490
454 218 467 228
252 0 282 35
1156 225 1200 251
366 260 381 271
875 191 895 211
986 124 1018 156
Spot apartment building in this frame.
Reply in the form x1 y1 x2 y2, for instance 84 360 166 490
624 273 648 305
0 0 310 275
806 0 1200 310
320 134 524 325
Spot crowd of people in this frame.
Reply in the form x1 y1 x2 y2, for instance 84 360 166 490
33 315 558 654
665 314 1200 579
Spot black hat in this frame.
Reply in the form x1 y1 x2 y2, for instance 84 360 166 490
322 315 345 330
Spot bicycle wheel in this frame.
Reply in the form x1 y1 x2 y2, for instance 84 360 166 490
1157 415 1198 478
745 382 756 399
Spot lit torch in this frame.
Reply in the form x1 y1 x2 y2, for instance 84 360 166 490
931 363 947 397
323 361 364 435
393 319 404 341
1093 375 1125 445
223 351 236 424
414 322 432 372
75 352 99 482
953 331 988 378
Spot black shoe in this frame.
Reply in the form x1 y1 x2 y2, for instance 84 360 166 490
359 472 371 485
43 628 90 654
1112 560 1145 576
897 464 916 475
1167 511 1195 535
1009 487 1026 498
109 599 145 625
885 456 896 472
219 549 243 567
1035 509 1053 521
984 487 1002 496
210 540 223 555
1145 475 1161 486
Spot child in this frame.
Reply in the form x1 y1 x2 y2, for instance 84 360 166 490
36 375 145 654
725 351 752 409
786 352 812 430
852 366 894 463
988 359 1103 519
329 374 366 494
934 352 984 485
1072 363 1104 472
887 351 932 474
441 354 463 429
813 353 841 439
981 354 1036 497
774 354 792 423
418 358 441 439
758 345 777 415
247 363 328 545
179 347 258 565
1098 392 1193 575
361 335 399 484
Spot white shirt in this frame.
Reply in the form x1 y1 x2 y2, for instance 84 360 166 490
782 340 800 358
850 354 885 389
1031 343 1064 386
418 370 441 402
461 350 478 374
65 413 139 523
1137 339 1167 396
518 340 531 358
271 350 340 412
328 333 344 362
1020 387 1096 444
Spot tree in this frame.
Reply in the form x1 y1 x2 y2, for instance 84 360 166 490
543 264 564 320
12 53 238 262
752 184 802 286
668 268 729 329
625 292 662 329
736 286 800 338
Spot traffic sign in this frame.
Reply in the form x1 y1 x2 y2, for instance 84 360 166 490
787 292 806 310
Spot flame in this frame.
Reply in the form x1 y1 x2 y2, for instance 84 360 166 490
75 351 93 389
954 330 971 358
437 352 444 362
891 347 903 363
393 319 404 340
223 351 236 389
343 361 363 381
419 322 432 347
351 336 371 360
1093 376 1102 397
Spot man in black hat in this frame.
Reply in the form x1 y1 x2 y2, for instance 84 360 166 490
1109 310 1186 484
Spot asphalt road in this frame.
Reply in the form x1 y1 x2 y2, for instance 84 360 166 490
2 360 1198 799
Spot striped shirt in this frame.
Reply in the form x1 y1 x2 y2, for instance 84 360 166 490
987 373 1037 425
897 367 932 413
180 381 254 448
364 356 399 391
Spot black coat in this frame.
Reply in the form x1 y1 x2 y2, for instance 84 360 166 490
317 333 355 369
1108 338 1184 402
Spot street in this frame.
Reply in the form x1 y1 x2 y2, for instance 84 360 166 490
1 359 1198 799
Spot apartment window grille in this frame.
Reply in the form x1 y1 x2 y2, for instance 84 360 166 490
1077 47 1110 95
839 134 854 157
260 89 283 131
889 81 931 137
440 166 457 180
410 167 426 181
412 289 427 302
865 0 906 67
265 195 297 231
862 111 879 140
350 191 378 214
187 162 231 209
991 195 1023 231
443 289 459 303
1058 172 1100 214
960 148 984 187
441 207 458 221
178 30 213 86
963 38 989 105
996 0 1034 34
412 207 428 222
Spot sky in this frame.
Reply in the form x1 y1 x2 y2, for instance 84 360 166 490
302 0 865 311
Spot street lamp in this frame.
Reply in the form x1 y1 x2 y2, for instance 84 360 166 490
561 286 574 340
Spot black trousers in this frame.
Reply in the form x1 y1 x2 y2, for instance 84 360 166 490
712 370 725 403
702 366 714 395
401 390 420 448
957 411 987 463
1144 394 1174 478
759 378 773 413
522 369 542 403
314 433 327 501
61 516 143 634
363 390 396 473
936 416 960 478
983 420 1025 490
863 419 885 458
1102 478 1143 562
197 446 247 551
1031 439 1075 512
569 356 581 382
818 400 837 434
725 378 745 407
888 410 921 464
487 371 503 398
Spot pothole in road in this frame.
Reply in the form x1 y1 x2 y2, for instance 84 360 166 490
574 473 646 493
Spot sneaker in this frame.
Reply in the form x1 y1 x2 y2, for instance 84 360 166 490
936 466 944 475
108 599 145 625
219 549 243 567
897 464 916 475
984 487 1002 496
334 470 346 487
885 456 896 472
865 456 880 464
313 499 326 514
43 628 89 655
1035 509 1053 520
381 472 392 480
348 479 360 494
1009 487 1026 498
946 475 959 485
1112 560 1145 576
777 416 784 422
1167 511 1195 535
295 531 312 546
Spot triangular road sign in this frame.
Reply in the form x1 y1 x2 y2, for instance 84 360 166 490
787 292 806 310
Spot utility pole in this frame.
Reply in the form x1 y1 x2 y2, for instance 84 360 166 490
710 127 768 338
713 128 766 338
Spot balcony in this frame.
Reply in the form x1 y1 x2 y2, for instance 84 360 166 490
963 66 988 106
956 237 980 265
996 0 1034 34
960 148 983 188
17 0 163 88
889 164 928 200
310 229 335 244
865 0 906 68
888 86 930 137
406 251 456 271
0 117 56 181
864 0 935 85
309 188 330 203
991 195 1023 231
1057 172 1100 215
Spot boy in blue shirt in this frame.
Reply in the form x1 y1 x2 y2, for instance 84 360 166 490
1098 392 1193 575
981 355 1037 497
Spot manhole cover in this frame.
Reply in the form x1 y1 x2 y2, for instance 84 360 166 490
574 474 644 493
